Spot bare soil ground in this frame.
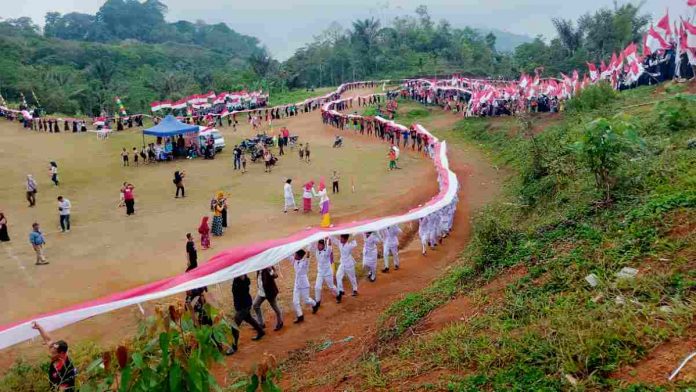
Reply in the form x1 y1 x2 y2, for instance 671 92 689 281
208 103 507 390
0 88 437 364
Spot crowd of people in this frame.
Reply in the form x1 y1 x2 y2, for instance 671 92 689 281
9 79 461 390
169 81 459 357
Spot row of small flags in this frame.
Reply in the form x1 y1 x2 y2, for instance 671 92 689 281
149 90 266 112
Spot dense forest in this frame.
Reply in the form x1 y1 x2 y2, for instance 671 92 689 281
0 1 650 115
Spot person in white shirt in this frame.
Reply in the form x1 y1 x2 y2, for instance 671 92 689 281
362 232 382 282
332 234 358 301
381 225 402 272
290 249 318 323
419 215 435 255
310 238 340 304
283 179 299 213
57 196 71 232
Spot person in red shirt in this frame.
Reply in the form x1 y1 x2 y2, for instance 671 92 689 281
123 183 135 215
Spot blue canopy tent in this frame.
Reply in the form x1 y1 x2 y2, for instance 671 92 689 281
142 115 199 160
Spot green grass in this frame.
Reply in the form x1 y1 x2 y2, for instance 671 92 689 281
368 82 696 390
267 87 337 106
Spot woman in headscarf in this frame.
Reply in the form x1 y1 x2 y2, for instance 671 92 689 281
302 181 314 213
0 211 10 242
211 192 224 236
313 180 331 228
198 216 210 249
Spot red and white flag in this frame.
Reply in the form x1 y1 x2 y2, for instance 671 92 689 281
645 26 670 54
683 19 696 49
160 100 172 110
655 10 672 39
587 62 599 80
172 99 188 110
623 42 638 64
150 101 162 112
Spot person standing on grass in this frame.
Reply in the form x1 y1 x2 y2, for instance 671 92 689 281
132 147 139 167
332 234 358 301
304 142 311 163
290 249 319 323
331 171 340 194
311 238 340 304
173 170 185 198
49 162 59 186
233 145 242 170
123 183 135 216
241 152 247 173
185 233 197 272
283 179 299 213
29 222 48 265
211 192 224 236
252 266 284 331
263 149 273 173
31 322 76 391
220 194 228 230
26 174 37 207
56 196 71 233
298 143 304 161
121 148 129 167
0 211 10 242
388 148 397 171
198 216 210 250
227 274 266 355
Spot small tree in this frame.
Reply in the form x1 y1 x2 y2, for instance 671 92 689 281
574 115 642 203
80 301 233 392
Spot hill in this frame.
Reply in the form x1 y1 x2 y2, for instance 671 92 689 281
276 81 696 390
478 28 533 52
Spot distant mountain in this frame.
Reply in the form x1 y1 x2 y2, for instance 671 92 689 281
477 28 533 53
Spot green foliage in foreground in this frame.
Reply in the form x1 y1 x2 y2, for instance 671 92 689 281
374 83 696 390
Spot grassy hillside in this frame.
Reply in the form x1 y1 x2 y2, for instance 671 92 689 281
277 82 696 391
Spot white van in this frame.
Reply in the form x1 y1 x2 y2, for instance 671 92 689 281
198 126 225 152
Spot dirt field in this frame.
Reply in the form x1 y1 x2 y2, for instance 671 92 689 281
0 88 443 362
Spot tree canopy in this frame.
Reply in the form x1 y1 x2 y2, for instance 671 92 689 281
0 1 651 116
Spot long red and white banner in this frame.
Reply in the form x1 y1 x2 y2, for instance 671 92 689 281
0 81 458 350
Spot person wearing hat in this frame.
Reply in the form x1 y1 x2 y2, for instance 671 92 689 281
31 322 76 391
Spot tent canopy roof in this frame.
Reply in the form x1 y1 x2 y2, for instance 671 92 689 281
143 115 199 137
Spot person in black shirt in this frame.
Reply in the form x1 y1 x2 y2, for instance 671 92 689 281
31 322 76 391
185 233 197 272
226 274 265 355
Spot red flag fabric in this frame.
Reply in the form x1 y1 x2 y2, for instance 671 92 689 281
684 19 696 49
655 11 672 38
689 0 696 7
645 26 670 54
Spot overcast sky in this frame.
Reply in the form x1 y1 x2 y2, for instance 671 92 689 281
0 0 687 59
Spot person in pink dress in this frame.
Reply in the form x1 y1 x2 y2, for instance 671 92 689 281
198 216 210 249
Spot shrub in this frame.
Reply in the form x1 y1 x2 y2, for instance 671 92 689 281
566 82 618 113
573 115 643 203
656 93 696 132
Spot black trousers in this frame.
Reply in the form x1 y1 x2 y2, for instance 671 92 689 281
59 215 70 231
231 307 264 347
176 185 185 197
332 181 339 193
125 199 135 215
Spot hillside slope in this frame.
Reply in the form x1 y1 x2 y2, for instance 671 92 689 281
271 82 696 391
